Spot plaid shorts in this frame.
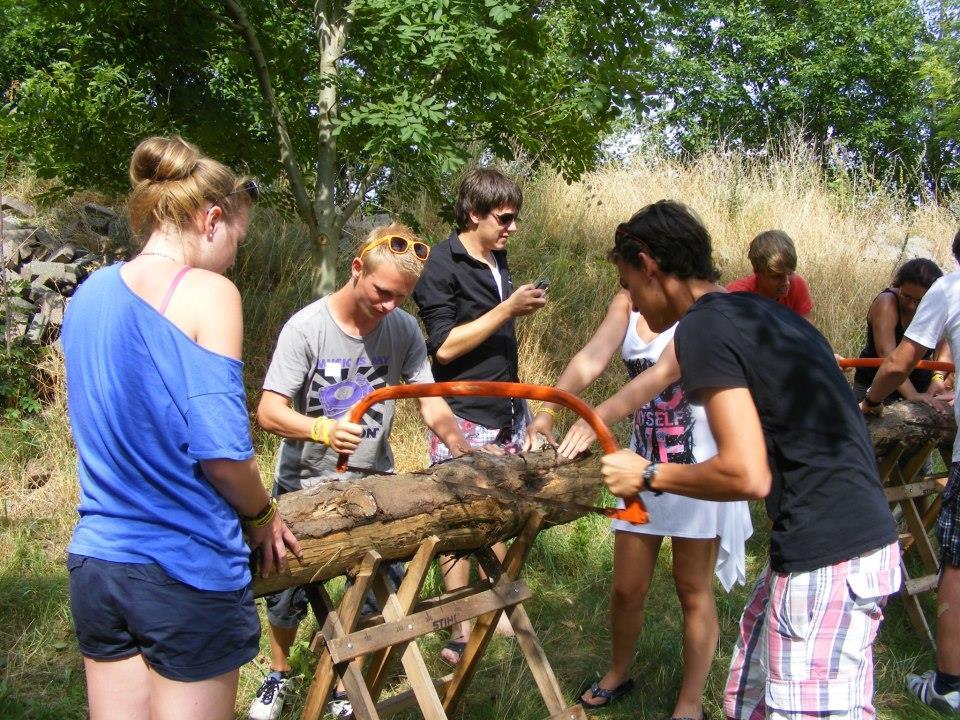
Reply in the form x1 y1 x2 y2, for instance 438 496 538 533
938 463 960 568
428 406 530 465
724 542 901 720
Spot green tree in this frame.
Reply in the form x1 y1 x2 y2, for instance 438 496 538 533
920 4 960 190
646 0 931 184
1 0 655 293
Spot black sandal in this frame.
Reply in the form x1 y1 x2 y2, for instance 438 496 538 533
440 639 467 666
578 678 635 710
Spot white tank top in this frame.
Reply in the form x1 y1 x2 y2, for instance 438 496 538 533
614 312 752 593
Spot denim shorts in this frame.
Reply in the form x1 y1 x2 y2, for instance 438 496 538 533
68 553 260 681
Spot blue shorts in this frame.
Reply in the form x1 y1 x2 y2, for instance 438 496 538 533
68 553 260 681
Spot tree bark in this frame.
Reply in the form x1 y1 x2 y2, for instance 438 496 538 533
864 399 956 457
253 400 957 597
253 450 600 596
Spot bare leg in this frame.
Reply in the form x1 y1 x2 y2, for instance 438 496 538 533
151 666 239 720
440 553 472 662
670 536 720 720
84 654 151 720
938 565 960 674
581 532 661 707
267 622 298 672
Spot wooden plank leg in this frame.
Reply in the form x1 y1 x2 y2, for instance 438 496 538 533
365 536 440 700
900 561 937 648
442 512 545 715
301 551 382 720
901 495 940 575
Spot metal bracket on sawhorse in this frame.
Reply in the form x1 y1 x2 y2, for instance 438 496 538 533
298 511 586 720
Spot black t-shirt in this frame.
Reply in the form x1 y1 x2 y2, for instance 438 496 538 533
412 232 521 429
675 292 896 573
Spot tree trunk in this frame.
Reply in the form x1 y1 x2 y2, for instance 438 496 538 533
253 450 599 596
864 399 956 457
253 400 957 597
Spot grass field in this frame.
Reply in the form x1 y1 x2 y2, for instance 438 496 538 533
1 142 958 719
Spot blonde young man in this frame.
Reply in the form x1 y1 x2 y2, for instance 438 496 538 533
726 229 813 319
249 225 471 720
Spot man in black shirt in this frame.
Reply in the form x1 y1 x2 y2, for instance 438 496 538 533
600 200 900 720
412 167 546 663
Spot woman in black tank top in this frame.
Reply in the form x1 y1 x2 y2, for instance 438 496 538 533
854 258 943 401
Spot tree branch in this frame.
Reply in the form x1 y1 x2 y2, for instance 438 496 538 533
219 0 318 236
338 164 383 230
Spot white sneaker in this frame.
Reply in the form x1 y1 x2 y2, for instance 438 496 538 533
249 673 290 720
907 670 960 713
328 690 353 719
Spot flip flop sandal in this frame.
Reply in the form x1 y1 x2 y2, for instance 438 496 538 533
440 639 467 666
578 678 635 710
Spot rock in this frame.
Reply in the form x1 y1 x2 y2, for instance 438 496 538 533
0 196 35 218
25 309 48 344
106 217 133 253
38 292 65 327
0 213 24 230
24 459 51 490
42 243 77 264
84 203 116 234
19 261 79 290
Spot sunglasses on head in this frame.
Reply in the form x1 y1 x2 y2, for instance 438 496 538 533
615 224 653 256
491 211 520 226
226 179 260 204
358 235 430 263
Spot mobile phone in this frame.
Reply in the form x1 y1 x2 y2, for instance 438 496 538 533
534 277 550 290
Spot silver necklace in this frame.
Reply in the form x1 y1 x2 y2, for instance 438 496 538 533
138 251 182 263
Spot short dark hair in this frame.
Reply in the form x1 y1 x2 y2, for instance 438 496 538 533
608 200 719 281
454 167 522 231
953 228 960 265
892 257 943 289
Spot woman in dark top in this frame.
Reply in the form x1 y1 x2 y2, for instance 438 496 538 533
854 258 945 403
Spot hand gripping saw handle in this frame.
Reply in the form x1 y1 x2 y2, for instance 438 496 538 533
335 380 648 524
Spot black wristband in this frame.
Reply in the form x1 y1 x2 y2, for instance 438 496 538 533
642 461 663 496
862 390 883 408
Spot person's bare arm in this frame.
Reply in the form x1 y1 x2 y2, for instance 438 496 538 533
257 390 364 454
861 338 937 414
601 386 770 501
870 292 925 400
435 284 546 364
523 291 630 450
417 396 470 457
557 338 681 458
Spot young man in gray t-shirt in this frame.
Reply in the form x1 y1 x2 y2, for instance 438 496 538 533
248 225 470 720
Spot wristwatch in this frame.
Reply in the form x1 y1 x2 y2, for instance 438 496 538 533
642 461 662 496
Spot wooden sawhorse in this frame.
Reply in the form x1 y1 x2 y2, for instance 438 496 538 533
879 440 951 646
297 512 586 720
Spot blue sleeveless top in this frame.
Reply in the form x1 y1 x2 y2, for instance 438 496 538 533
62 264 254 591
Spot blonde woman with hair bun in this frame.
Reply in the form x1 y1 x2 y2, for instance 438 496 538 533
61 135 301 720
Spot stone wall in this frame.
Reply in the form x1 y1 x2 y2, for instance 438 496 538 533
1 196 130 346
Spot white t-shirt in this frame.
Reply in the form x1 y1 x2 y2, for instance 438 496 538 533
905 271 960 460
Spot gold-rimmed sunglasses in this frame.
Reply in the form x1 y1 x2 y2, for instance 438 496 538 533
358 235 430 263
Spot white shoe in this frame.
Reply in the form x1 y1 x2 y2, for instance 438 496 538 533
249 673 290 720
906 670 960 713
328 690 353 719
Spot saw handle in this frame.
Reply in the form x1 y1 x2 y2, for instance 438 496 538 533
836 357 954 373
335 380 648 524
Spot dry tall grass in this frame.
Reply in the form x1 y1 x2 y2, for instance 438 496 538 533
1 143 957 717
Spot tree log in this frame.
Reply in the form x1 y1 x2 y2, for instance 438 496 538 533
253 450 601 596
865 399 955 458
253 400 957 597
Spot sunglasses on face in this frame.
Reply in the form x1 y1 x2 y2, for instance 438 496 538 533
491 211 520 226
358 235 430 263
226 179 260 204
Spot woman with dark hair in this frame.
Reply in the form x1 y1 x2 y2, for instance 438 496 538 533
854 257 946 403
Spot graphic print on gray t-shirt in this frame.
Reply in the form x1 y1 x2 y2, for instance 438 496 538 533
263 297 433 492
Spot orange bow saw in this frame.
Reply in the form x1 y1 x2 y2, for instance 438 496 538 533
335 381 649 524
